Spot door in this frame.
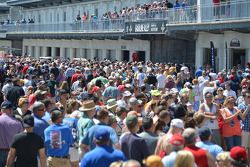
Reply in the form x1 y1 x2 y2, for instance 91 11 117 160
232 49 245 67
138 51 146 62
122 50 130 61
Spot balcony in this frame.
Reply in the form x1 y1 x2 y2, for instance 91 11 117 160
1 0 250 35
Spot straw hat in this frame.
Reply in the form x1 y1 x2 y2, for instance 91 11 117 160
106 99 118 110
79 100 96 112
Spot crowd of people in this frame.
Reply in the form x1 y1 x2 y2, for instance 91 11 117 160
75 0 193 23
0 55 250 167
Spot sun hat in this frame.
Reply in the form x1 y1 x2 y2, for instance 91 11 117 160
151 90 161 97
106 99 118 110
79 100 96 112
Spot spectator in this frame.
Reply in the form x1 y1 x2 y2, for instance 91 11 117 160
80 128 126 167
138 117 158 155
174 150 195 167
0 101 23 167
5 115 46 167
44 110 74 167
196 127 223 159
120 115 149 164
183 128 215 167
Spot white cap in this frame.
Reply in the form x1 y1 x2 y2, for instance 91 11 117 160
170 119 184 129
123 91 132 97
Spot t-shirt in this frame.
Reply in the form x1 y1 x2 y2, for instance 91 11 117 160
80 145 126 167
196 141 223 159
120 133 149 164
137 72 146 87
11 132 44 167
33 115 49 140
44 124 74 157
184 145 208 167
157 74 166 89
82 124 118 150
138 131 158 155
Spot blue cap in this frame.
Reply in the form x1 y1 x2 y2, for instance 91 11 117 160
95 128 110 141
1 101 13 109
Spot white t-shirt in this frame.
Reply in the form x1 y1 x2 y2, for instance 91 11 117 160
137 72 146 87
157 74 166 89
223 89 237 99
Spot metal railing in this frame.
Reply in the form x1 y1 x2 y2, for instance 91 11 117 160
2 19 125 33
1 0 250 33
125 0 250 23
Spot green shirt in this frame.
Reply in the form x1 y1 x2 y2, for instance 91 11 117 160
77 114 95 143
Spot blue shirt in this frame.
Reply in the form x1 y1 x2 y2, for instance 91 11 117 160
44 124 74 157
81 123 118 150
80 145 126 167
63 117 78 142
33 115 49 140
42 112 51 124
64 68 75 78
162 151 177 167
196 141 223 159
238 102 250 131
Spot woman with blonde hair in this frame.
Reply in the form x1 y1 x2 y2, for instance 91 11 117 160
59 81 70 93
174 150 195 167
219 96 245 150
216 152 231 167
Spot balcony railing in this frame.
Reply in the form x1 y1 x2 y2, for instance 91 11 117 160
2 19 125 33
1 0 250 33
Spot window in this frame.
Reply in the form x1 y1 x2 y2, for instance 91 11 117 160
63 11 66 22
94 8 98 17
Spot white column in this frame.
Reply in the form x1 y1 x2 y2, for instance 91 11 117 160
197 0 201 23
218 48 224 71
99 49 104 60
79 48 83 58
28 46 32 56
116 49 122 61
22 45 26 56
51 47 56 58
195 46 203 69
69 48 74 60
90 49 95 60
35 46 40 59
60 47 65 59
42 46 47 57
246 49 250 64
145 50 150 61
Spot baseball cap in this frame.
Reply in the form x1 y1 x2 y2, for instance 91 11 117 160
23 115 34 128
123 91 132 97
143 155 164 167
170 119 184 129
1 101 13 109
170 134 185 146
129 97 139 105
151 90 161 96
126 115 138 129
230 146 248 163
95 128 110 141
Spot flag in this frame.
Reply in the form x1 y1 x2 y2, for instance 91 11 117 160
210 41 216 72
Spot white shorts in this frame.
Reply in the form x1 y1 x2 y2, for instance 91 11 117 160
69 147 80 162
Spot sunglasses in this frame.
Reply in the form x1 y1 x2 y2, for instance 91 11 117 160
205 96 213 99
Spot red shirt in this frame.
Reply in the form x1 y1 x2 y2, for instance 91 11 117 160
71 73 84 85
184 145 208 167
213 0 220 5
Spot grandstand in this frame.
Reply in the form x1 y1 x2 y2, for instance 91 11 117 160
0 0 249 71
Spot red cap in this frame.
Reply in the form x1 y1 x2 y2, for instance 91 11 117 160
118 85 125 93
170 134 184 146
230 146 248 162
91 86 101 94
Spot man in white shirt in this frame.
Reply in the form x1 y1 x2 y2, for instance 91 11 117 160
136 68 146 87
223 82 237 99
156 69 166 90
